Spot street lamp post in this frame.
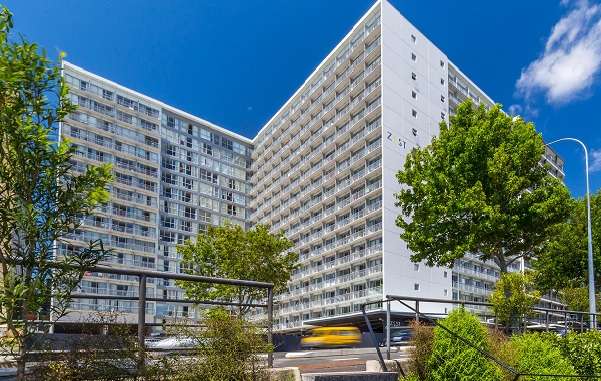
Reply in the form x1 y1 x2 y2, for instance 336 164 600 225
546 138 597 328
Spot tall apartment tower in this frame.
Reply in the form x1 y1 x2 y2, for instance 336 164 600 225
59 62 252 322
57 0 565 328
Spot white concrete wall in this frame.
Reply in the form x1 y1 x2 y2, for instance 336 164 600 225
380 0 451 314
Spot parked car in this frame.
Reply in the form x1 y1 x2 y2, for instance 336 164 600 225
145 336 200 351
381 328 412 346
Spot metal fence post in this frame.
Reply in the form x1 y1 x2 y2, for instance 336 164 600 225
564 311 568 332
415 300 420 322
386 300 391 360
138 274 147 373
545 311 549 332
267 287 274 368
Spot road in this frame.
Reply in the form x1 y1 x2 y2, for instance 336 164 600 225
273 347 410 373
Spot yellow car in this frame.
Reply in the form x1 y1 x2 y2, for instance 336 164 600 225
301 326 361 348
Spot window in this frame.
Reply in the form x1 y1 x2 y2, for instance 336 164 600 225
440 59 445 67
443 271 448 278
411 53 416 61
222 137 233 151
411 72 417 80
441 95 445 103
184 206 196 219
441 78 445 85
181 220 192 232
411 34 416 43
411 90 417 99
441 112 446 120
166 144 176 156
226 204 238 216
444 289 448 296
412 128 418 136
411 109 417 118
414 283 420 291
414 264 419 271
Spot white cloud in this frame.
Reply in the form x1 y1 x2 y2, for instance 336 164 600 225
591 148 601 172
516 0 601 104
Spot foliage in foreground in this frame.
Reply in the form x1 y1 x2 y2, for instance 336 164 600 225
556 330 601 377
509 333 576 381
426 309 501 381
168 308 271 381
30 309 271 381
0 5 112 380
407 309 601 381
395 101 571 273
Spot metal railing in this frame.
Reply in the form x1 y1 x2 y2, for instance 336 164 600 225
361 295 601 379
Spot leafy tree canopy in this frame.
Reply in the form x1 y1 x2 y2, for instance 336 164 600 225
532 190 600 293
177 224 297 314
396 101 571 272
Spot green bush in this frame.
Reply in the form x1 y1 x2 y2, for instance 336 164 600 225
427 308 501 381
509 333 576 380
558 331 601 377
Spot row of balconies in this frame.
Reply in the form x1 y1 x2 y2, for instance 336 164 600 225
251 45 381 194
269 159 382 234
453 265 500 282
280 287 383 314
293 245 382 281
254 105 381 220
259 68 381 195
452 281 493 296
284 182 381 236
253 18 380 158
294 216 382 261
286 266 383 305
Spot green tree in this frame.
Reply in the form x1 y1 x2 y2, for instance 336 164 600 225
177 224 297 314
0 7 112 380
395 101 571 274
532 190 600 296
556 287 600 314
489 273 540 332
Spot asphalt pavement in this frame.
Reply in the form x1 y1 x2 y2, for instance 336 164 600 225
273 347 410 373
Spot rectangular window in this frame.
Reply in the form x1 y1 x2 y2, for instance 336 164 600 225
414 283 420 291
411 72 417 80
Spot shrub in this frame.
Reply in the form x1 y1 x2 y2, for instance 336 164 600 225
509 333 576 380
558 331 601 377
407 320 434 380
169 308 271 381
427 308 501 381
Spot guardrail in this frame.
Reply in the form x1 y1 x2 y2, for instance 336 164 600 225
25 263 275 373
361 295 601 379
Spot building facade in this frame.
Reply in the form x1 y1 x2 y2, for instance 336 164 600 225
58 0 564 328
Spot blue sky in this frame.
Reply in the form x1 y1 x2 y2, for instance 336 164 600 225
4 0 601 197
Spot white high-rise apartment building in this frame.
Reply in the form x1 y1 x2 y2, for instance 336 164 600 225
58 0 564 328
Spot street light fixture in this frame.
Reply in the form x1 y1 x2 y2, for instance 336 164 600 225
546 137 596 329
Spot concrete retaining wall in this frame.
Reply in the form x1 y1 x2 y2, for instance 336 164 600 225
269 367 301 381
301 372 399 381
